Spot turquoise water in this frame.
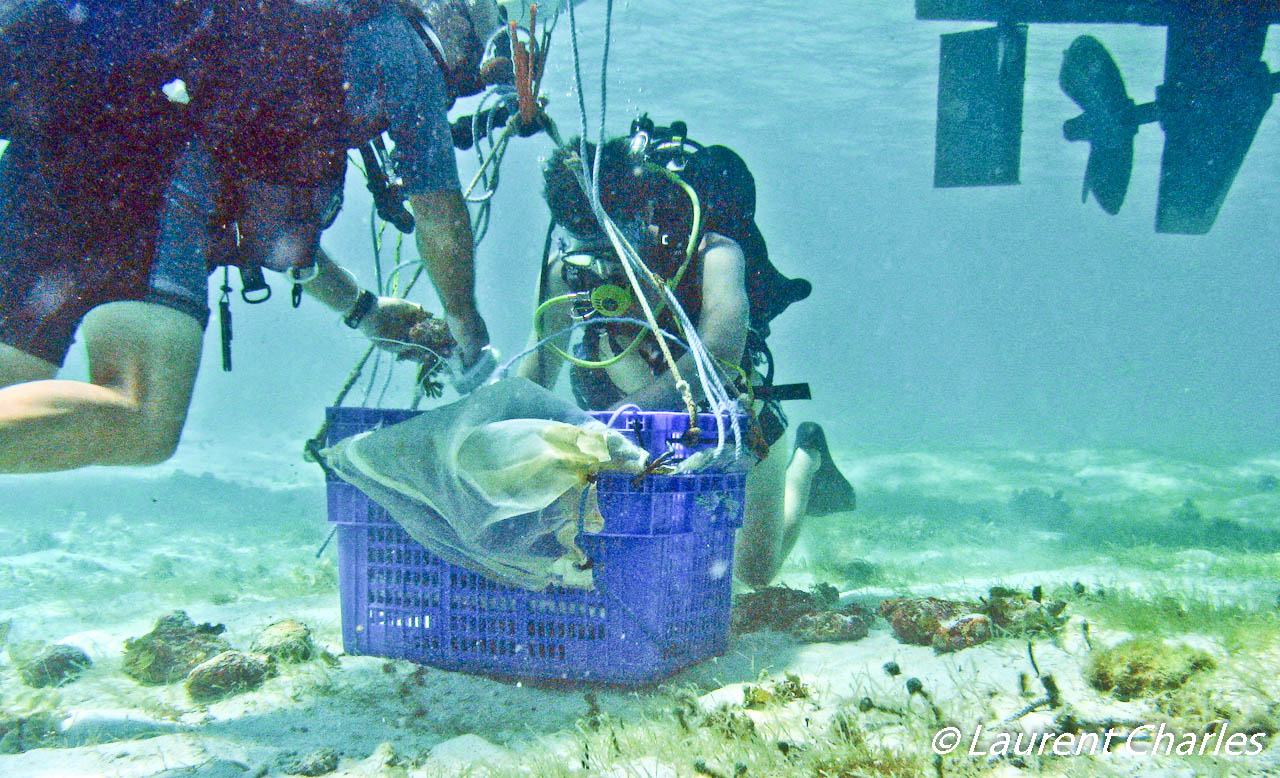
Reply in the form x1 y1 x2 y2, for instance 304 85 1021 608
35 0 1277 471
3 2 1280 776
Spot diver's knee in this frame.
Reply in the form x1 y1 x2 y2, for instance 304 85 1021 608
128 431 182 465
103 406 186 465
132 409 188 464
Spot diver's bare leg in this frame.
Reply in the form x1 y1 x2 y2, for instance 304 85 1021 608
0 342 58 387
780 438 819 555
735 437 788 587
734 429 820 588
0 301 202 472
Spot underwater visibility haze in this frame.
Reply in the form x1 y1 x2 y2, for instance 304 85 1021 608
1 1 1279 777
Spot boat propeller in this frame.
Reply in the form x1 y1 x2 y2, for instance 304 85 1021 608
1058 35 1158 215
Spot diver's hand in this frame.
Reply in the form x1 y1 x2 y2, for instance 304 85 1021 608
445 311 491 369
358 297 436 360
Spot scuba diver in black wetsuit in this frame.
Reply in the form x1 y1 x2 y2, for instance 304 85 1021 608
0 0 526 473
519 118 856 587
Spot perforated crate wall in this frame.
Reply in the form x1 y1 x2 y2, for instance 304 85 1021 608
325 406 745 685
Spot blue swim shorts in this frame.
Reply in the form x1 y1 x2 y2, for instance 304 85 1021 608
0 134 213 366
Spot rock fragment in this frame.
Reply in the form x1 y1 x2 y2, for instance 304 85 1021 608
185 650 275 702
18 644 92 688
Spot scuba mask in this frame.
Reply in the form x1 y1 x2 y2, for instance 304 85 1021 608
627 114 703 172
570 217 668 264
556 220 645 271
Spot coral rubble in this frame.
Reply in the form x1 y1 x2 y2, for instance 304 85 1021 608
878 597 975 649
880 588 1067 653
732 585 873 644
282 746 340 776
252 620 317 664
185 650 276 702
983 586 1068 634
792 610 870 644
1085 638 1216 699
932 613 992 654
730 586 819 635
123 611 230 685
17 644 91 688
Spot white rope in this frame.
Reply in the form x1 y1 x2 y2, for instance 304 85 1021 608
606 404 643 427
562 0 743 457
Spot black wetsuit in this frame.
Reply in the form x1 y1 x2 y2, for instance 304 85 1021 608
0 0 457 365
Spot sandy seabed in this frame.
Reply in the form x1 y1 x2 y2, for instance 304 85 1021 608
2 448 1279 777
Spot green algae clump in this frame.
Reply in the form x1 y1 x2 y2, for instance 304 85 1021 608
1086 638 1215 699
743 673 810 709
0 711 59 755
123 611 230 685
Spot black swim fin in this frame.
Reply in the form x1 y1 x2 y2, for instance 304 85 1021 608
794 422 856 516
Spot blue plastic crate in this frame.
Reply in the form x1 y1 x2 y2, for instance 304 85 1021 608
588 409 746 461
324 406 746 685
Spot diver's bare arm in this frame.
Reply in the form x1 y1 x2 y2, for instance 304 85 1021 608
409 189 490 362
299 250 363 314
299 251 431 354
615 238 749 410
